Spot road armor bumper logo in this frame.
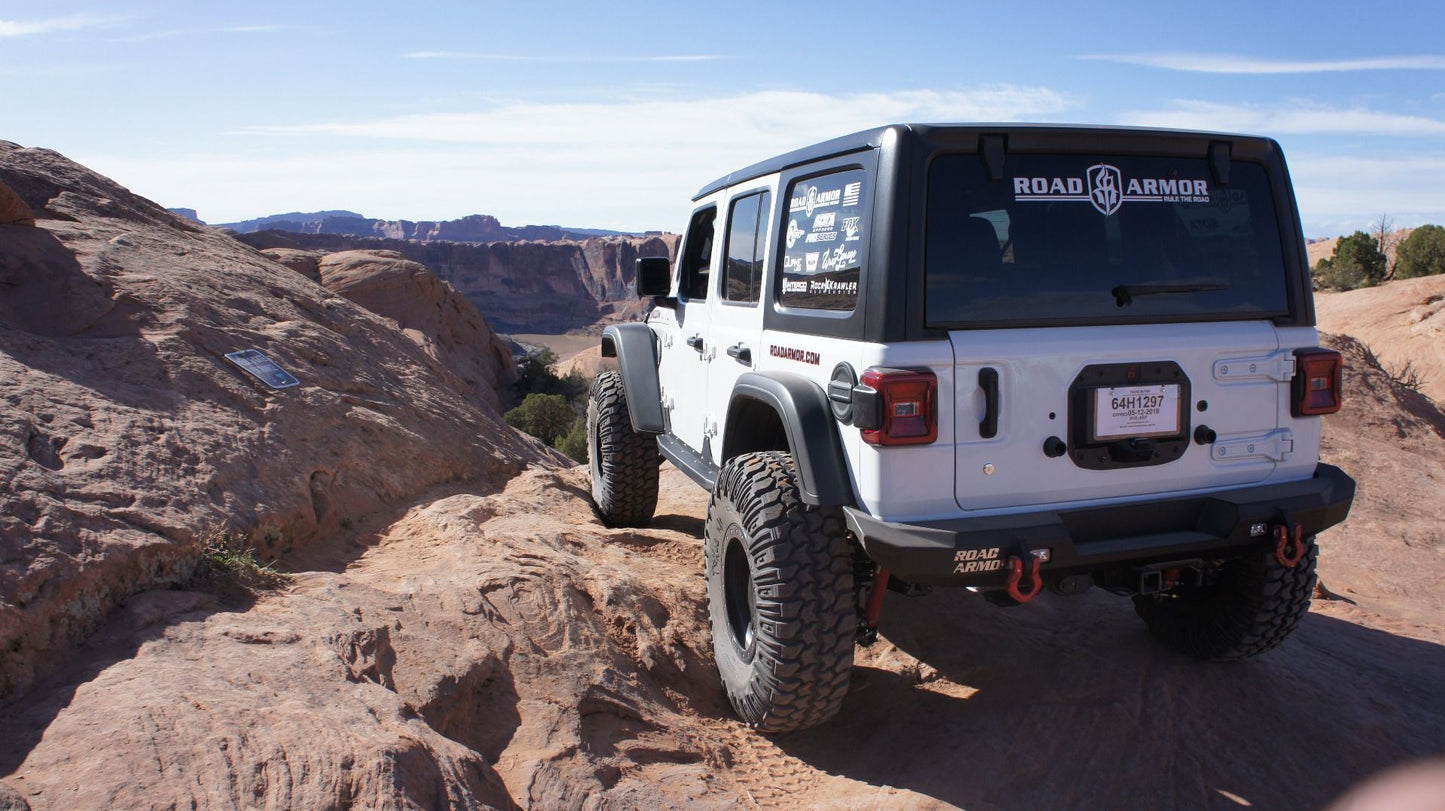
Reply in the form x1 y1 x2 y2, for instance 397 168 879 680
953 547 1003 574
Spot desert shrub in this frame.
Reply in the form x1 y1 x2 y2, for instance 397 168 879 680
514 348 588 402
1395 224 1445 279
505 392 577 443
1313 255 1371 291
554 419 588 463
508 346 591 462
1384 359 1427 393
194 524 291 592
1315 231 1387 290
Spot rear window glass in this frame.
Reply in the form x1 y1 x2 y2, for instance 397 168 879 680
925 155 1289 327
780 169 866 311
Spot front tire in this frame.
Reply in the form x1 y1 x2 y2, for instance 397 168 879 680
1133 538 1318 660
705 451 854 732
587 370 660 527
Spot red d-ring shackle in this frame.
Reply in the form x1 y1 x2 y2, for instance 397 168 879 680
1005 554 1044 604
1275 523 1306 568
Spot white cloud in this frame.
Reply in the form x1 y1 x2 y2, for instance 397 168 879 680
239 87 1074 145
1115 100 1445 137
0 12 124 37
1080 52 1445 74
114 24 287 43
90 87 1075 228
1288 153 1445 233
403 51 726 62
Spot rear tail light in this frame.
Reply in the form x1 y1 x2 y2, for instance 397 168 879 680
859 368 938 445
1292 348 1343 416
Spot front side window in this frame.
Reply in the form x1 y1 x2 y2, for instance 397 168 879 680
679 206 717 301
780 169 867 311
722 191 771 304
925 155 1289 327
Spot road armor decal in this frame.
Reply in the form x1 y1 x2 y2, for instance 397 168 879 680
953 547 1003 574
1012 163 1212 214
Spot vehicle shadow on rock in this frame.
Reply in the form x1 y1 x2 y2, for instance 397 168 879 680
773 588 1445 810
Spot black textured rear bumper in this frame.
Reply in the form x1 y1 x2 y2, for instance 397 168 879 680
844 464 1355 587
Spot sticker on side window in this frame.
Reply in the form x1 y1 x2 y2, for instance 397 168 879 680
781 169 865 311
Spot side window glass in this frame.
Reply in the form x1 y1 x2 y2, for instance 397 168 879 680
679 206 717 301
780 169 865 310
722 190 771 304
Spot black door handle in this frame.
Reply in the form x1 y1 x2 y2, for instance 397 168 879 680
686 335 704 354
726 343 752 365
979 367 999 438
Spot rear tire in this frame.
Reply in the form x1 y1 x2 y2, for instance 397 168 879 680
587 370 660 527
1133 538 1318 660
705 451 854 732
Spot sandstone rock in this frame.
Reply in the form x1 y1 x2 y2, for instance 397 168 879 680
0 141 551 699
317 250 517 414
258 247 322 283
551 345 617 380
1316 273 1445 405
0 179 33 226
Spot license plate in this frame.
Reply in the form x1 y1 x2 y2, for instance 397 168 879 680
1093 384 1181 441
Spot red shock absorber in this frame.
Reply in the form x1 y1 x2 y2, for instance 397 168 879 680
865 567 891 629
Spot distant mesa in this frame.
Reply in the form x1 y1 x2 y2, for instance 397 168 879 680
166 207 201 223
218 210 637 244
240 229 679 335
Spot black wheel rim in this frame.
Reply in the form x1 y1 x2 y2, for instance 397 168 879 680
722 528 756 655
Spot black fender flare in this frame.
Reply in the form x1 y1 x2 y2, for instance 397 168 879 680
725 372 854 507
600 323 665 434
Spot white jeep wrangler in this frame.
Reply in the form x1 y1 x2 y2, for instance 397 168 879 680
587 124 1355 733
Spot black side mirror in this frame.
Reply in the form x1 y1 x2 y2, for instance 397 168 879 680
635 257 672 298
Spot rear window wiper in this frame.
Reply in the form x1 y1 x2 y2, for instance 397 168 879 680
1112 282 1228 307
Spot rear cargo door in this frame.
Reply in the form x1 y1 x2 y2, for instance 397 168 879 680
949 323 1287 511
924 151 1298 511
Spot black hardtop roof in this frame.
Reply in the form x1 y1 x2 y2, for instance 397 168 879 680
693 122 1280 200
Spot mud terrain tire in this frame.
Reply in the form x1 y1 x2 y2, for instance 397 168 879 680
705 451 854 732
1133 537 1318 660
587 370 660 527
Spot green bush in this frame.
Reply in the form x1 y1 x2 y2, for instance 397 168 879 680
508 345 592 462
505 393 577 443
1395 224 1445 279
1313 255 1371 291
514 348 588 402
1329 231 1387 285
554 419 588 463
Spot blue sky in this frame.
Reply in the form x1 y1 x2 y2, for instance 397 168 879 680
2 1 1442 236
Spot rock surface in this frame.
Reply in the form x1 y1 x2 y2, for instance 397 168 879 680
316 250 517 415
240 230 678 333
259 247 323 283
0 179 34 226
1316 273 1445 405
0 141 546 699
